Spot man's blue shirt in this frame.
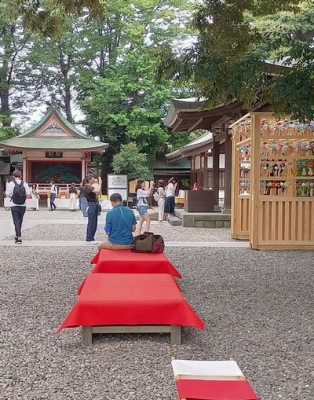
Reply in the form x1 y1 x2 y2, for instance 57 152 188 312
105 204 137 245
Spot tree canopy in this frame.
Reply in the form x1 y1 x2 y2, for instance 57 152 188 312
3 0 107 37
158 0 314 119
112 143 153 180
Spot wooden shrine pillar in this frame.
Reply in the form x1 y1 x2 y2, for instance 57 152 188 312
222 132 232 214
212 135 220 206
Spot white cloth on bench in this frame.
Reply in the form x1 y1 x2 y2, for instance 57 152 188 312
171 360 245 379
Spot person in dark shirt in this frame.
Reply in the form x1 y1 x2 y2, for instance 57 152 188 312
85 175 100 244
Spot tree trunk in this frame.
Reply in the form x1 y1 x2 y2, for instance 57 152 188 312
64 82 73 123
0 60 11 126
59 51 73 122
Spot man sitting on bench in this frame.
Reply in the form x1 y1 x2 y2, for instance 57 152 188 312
98 193 137 250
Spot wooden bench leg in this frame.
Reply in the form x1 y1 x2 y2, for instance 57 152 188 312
170 325 181 345
82 326 92 345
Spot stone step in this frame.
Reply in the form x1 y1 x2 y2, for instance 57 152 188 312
167 215 182 226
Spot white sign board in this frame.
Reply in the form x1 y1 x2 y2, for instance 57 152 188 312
107 175 128 188
107 174 128 201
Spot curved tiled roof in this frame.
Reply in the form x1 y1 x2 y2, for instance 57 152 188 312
0 137 107 151
0 105 108 151
19 105 88 138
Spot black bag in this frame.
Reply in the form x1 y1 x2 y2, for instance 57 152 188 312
132 232 165 253
12 181 26 205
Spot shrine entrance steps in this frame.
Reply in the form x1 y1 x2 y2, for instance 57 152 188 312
174 209 231 228
167 214 182 226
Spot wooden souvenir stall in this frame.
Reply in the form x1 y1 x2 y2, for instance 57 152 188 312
231 112 314 250
231 114 251 239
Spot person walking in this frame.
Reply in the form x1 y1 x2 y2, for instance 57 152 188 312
156 179 166 222
164 177 177 217
85 175 100 244
49 180 58 211
5 170 31 244
31 184 40 199
98 193 137 250
68 183 77 211
135 178 154 234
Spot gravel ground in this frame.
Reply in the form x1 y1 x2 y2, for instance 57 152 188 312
1 241 313 400
1 209 234 242
9 223 233 243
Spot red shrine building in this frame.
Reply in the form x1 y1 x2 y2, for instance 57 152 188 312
0 105 107 191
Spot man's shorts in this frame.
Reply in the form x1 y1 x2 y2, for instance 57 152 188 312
99 241 133 250
138 205 148 216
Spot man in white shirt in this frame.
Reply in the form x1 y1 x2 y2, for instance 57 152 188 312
49 180 58 210
5 169 31 244
91 176 101 200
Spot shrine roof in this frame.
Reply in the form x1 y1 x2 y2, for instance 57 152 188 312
0 105 108 152
19 105 87 138
163 99 244 133
152 156 191 170
0 137 107 151
166 131 214 161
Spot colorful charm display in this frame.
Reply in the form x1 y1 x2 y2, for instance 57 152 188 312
260 139 314 157
236 119 314 198
260 119 314 137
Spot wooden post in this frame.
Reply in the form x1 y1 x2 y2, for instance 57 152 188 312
23 157 27 181
250 113 261 249
212 135 220 206
170 325 182 345
223 132 232 214
82 326 93 345
230 131 238 237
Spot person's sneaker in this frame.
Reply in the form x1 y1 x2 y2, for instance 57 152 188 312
14 236 18 243
86 241 98 245
15 239 22 244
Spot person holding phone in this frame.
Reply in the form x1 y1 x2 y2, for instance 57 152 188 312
85 175 100 244
135 178 154 234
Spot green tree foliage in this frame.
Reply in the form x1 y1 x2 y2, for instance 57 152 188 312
159 0 314 119
2 0 107 38
112 143 153 181
0 7 33 126
0 125 16 140
0 0 197 169
81 47 172 158
24 16 91 122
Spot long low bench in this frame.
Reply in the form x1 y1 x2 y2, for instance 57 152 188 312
58 273 204 345
82 325 182 346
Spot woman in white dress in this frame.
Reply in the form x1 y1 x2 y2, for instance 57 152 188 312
164 177 177 216
68 183 77 211
157 179 166 222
